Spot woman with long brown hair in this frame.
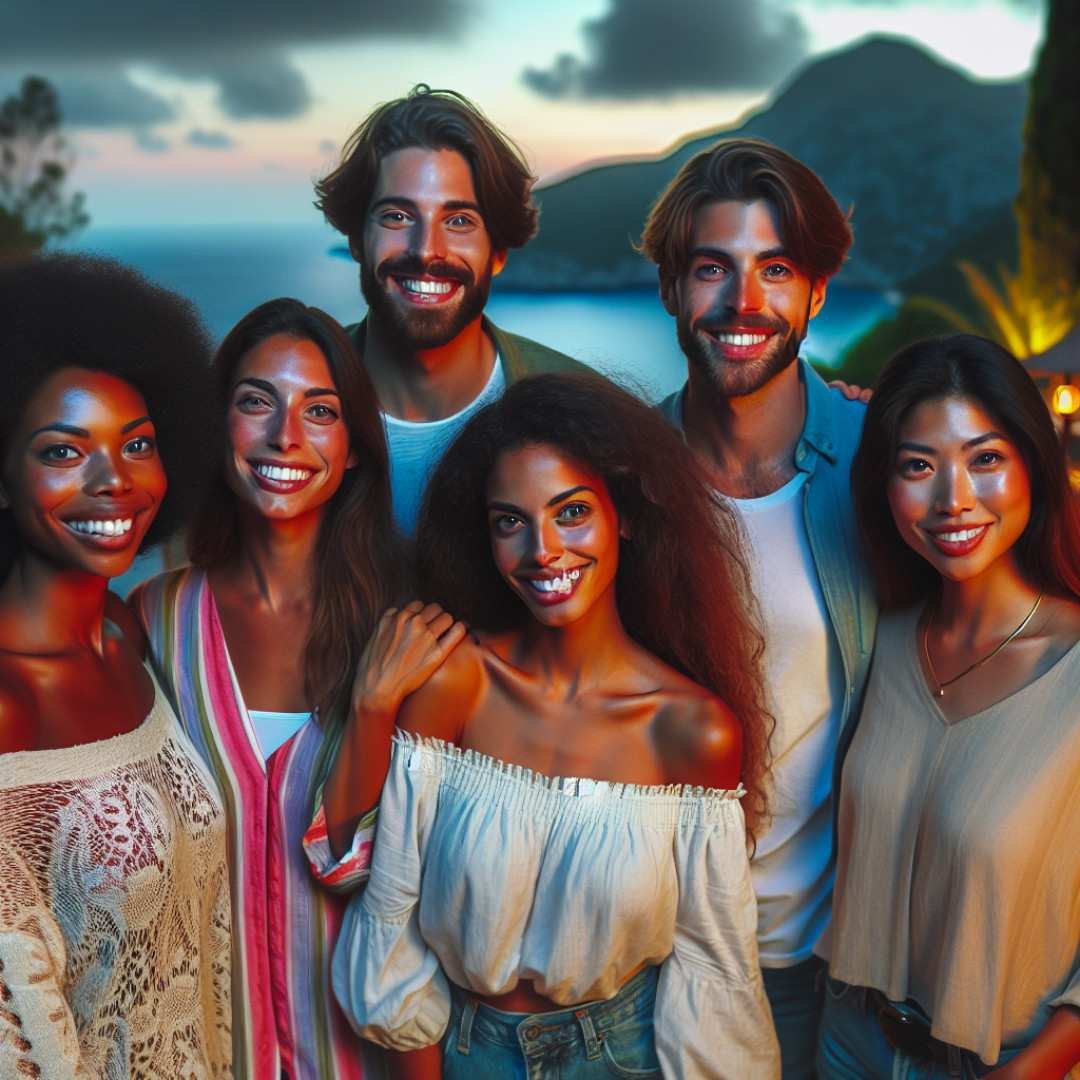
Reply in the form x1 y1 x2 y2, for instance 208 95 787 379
132 298 407 1079
327 373 779 1078
821 334 1080 1078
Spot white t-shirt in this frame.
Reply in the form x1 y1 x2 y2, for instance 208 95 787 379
731 471 846 968
383 356 506 536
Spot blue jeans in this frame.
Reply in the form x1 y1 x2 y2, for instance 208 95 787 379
441 966 661 1079
817 976 1022 1079
763 955 825 1079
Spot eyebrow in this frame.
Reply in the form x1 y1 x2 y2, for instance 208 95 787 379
370 196 482 216
898 432 1005 454
689 245 792 263
29 422 90 439
236 377 279 398
487 485 597 515
304 387 339 399
122 415 152 433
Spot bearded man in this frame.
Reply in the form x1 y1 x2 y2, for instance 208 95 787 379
316 85 588 533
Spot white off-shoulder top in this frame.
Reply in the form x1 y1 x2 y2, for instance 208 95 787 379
333 731 780 1079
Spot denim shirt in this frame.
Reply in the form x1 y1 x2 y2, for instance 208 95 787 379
657 359 878 829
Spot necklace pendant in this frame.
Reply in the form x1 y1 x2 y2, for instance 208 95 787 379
935 687 945 698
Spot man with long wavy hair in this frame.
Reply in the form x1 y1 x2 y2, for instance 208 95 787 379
641 138 878 1078
316 84 590 534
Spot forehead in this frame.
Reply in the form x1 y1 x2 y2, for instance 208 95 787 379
372 146 479 207
487 444 607 502
689 198 784 256
22 367 147 427
899 395 1010 445
235 334 336 390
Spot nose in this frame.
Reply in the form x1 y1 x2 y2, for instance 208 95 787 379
268 406 302 452
733 269 764 314
410 215 446 265
85 447 133 496
529 518 563 567
933 462 976 515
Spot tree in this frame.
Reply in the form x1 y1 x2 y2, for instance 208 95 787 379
0 76 89 255
1014 0 1080 331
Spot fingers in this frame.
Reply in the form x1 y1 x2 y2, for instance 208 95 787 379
437 621 468 656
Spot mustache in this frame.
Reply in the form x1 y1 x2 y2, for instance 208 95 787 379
694 313 785 335
377 255 474 287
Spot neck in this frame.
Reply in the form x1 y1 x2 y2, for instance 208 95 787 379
682 359 806 497
0 551 110 654
363 313 496 422
514 588 633 698
229 509 322 611
933 557 1041 643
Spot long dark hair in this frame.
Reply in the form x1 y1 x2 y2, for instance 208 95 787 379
416 373 772 837
852 333 1080 608
189 298 405 719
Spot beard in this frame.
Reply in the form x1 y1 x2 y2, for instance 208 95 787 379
360 253 493 353
676 311 805 399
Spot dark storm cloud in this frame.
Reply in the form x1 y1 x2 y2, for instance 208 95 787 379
186 128 236 149
0 0 468 120
50 72 176 127
522 0 810 99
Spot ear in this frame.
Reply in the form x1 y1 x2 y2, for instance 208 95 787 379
345 448 359 470
658 269 679 317
619 515 632 541
490 250 508 278
808 277 828 321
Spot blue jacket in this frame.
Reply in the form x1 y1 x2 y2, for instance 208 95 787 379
658 359 878 824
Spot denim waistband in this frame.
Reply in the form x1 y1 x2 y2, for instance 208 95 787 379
449 965 659 1055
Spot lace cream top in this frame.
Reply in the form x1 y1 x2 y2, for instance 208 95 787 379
333 732 780 1079
0 679 232 1078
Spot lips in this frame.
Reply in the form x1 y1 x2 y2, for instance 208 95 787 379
62 512 141 551
517 566 587 607
249 460 316 493
926 524 990 557
701 324 779 361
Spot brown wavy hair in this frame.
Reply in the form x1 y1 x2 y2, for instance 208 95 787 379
638 137 852 287
416 373 773 839
189 298 406 720
315 84 538 254
853 333 1080 608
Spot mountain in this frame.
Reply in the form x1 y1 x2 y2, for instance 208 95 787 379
500 36 1027 291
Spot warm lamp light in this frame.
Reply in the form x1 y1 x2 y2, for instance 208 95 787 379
1052 384 1080 416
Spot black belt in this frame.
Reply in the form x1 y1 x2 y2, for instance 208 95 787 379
867 988 955 1067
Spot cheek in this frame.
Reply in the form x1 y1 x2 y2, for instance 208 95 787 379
141 457 168 503
314 427 353 474
227 414 262 458
886 478 927 536
978 468 1031 530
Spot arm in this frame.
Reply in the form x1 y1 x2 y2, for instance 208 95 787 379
986 1006 1080 1079
321 602 466 860
655 695 743 791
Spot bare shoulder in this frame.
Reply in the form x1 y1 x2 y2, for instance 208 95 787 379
397 632 486 743
653 690 743 791
0 664 37 754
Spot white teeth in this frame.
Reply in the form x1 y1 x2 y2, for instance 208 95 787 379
401 278 453 295
936 527 985 543
528 569 582 594
255 464 311 482
717 332 768 347
69 518 133 536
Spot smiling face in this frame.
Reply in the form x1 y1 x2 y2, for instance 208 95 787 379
358 146 507 352
887 395 1032 585
224 334 356 522
486 444 621 628
0 368 165 579
664 198 826 398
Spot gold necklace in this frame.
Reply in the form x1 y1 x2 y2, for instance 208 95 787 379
923 593 1043 698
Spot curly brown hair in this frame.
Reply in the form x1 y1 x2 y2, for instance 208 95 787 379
416 373 773 839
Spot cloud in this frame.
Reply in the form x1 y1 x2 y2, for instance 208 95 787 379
49 72 176 128
186 127 235 149
523 0 810 99
0 0 468 121
133 128 170 154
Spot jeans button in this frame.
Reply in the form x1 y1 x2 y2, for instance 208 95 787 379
523 1023 541 1040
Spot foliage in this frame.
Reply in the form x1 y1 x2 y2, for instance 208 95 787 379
0 76 89 254
826 298 960 389
1015 0 1080 316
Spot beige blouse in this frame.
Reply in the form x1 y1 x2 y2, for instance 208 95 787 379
827 606 1080 1067
0 679 232 1077
333 730 780 1079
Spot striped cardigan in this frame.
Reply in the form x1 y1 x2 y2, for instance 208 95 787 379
132 566 384 1080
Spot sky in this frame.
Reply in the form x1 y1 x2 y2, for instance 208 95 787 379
0 0 1046 227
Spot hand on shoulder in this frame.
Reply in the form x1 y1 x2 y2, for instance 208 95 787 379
397 629 486 744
